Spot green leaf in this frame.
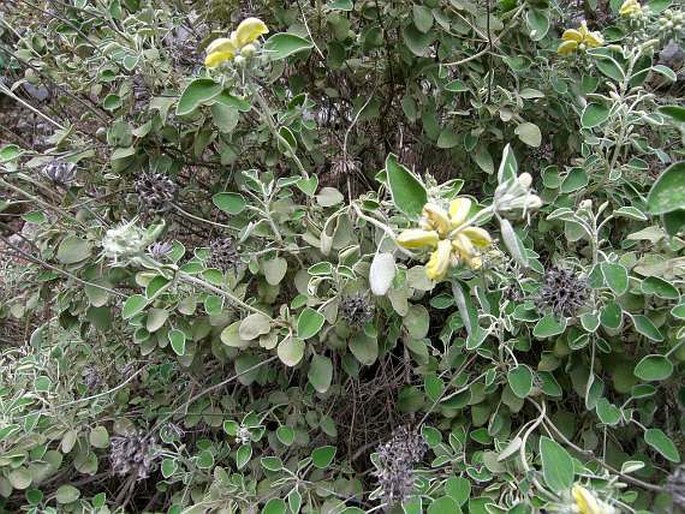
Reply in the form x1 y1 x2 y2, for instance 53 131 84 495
413 4 434 32
263 33 313 60
277 336 305 367
297 308 325 339
89 426 109 449
539 436 574 490
211 103 239 132
644 428 681 463
56 485 80 504
533 314 566 338
659 105 685 123
581 103 610 128
57 236 92 264
161 458 178 478
263 257 288 286
122 294 147 319
515 122 541 147
311 446 336 469
349 332 378 365
277 426 294 446
8 468 32 490
176 78 222 116
308 354 333 393
561 168 589 193
212 192 246 214
0 144 24 162
239 313 272 340
437 127 460 148
595 398 621 425
428 496 462 514
262 498 287 514
601 262 629 295
634 354 673 381
296 175 318 197
525 7 550 40
647 161 685 215
168 329 187 356
631 315 664 342
508 365 533 399
236 444 252 469
445 476 470 506
641 276 680 300
499 218 528 268
327 0 353 10
385 153 427 218
261 456 284 472
445 80 469 92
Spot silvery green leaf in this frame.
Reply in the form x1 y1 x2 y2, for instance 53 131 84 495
500 218 528 268
369 252 396 296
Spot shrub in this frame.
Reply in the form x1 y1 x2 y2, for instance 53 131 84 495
0 0 683 513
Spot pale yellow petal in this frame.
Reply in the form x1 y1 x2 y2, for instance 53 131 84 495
426 240 452 281
422 203 451 236
453 233 476 258
205 50 235 68
206 37 237 56
585 31 604 48
461 226 492 248
234 17 269 47
557 40 579 55
573 485 603 514
448 197 472 228
561 28 583 42
396 229 439 249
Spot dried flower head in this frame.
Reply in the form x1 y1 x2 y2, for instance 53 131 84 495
42 161 76 186
667 465 685 510
374 426 427 507
534 266 589 318
208 237 241 272
134 172 178 217
82 366 102 390
339 293 374 330
109 433 156 480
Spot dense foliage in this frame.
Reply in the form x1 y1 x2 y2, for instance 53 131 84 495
0 0 684 513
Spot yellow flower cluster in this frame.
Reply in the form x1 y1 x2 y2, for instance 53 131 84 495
205 18 269 68
557 21 604 55
619 0 642 16
572 485 615 514
397 198 492 281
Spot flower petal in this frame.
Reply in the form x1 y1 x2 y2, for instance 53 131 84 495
572 485 604 514
205 50 235 68
557 40 578 55
426 240 452 281
206 37 237 56
561 28 583 42
461 226 493 248
234 17 269 47
453 233 476 258
396 229 439 249
421 203 451 236
584 31 604 48
448 197 472 228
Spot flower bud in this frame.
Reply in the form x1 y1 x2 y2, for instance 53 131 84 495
518 173 533 188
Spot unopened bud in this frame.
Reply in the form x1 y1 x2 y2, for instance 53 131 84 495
518 173 533 189
579 199 593 209
240 44 257 57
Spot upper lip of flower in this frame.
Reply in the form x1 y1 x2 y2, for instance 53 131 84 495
204 18 269 68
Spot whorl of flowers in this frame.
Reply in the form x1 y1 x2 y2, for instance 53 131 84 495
204 18 268 68
374 426 427 507
208 237 241 272
396 198 493 281
339 293 374 330
619 0 643 17
534 266 589 318
109 433 156 480
134 171 178 217
557 21 604 55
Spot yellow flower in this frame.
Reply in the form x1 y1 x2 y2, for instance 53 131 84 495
205 37 237 68
557 21 604 55
396 197 493 281
426 240 452 280
396 228 439 249
619 0 642 16
572 485 612 514
233 17 269 48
